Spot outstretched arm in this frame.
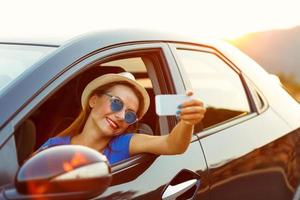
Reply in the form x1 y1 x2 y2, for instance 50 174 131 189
130 90 206 155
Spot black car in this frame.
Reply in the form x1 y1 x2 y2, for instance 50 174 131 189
1 30 300 200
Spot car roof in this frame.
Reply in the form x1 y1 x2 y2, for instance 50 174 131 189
0 29 216 48
0 36 65 47
70 29 217 47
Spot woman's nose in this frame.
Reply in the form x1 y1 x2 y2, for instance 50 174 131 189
114 108 126 120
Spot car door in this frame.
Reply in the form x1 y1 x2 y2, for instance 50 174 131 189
1 40 209 199
170 43 299 200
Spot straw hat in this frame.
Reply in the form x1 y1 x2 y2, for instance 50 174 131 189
81 72 150 118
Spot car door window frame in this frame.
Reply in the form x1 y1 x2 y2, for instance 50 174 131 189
12 43 171 134
10 45 166 147
168 43 260 138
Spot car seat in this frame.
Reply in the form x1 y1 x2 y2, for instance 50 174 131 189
15 119 36 165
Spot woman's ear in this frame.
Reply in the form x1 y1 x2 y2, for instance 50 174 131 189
88 95 98 108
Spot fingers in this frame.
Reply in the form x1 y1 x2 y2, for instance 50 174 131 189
180 106 206 115
179 99 204 108
180 113 205 120
178 112 205 125
177 98 206 125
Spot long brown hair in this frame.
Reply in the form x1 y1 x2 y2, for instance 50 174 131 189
57 81 144 137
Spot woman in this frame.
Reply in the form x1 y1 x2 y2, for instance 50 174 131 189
40 72 206 165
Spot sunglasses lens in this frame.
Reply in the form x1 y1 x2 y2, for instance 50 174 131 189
125 111 137 124
107 94 137 125
110 98 123 112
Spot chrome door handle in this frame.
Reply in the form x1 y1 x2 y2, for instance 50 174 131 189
162 179 198 200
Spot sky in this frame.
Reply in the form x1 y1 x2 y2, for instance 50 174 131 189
1 0 300 40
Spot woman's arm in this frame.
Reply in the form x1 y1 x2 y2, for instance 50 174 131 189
129 91 206 155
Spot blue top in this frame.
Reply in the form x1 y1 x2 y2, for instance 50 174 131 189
39 133 133 165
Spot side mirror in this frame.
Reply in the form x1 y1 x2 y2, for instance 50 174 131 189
11 145 111 199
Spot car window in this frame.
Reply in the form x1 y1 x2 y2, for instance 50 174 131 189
176 49 251 129
0 44 57 93
14 50 166 166
36 57 155 146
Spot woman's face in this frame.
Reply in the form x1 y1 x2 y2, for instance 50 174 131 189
89 84 140 137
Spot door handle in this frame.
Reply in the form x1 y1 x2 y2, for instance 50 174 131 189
162 179 198 200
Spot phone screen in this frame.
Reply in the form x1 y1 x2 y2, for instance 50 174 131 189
155 94 191 116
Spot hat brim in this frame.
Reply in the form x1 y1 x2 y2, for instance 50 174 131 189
81 73 150 118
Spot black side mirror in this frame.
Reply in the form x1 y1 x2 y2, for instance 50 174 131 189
10 145 111 199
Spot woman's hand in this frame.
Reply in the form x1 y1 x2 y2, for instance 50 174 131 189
177 90 206 125
130 90 206 156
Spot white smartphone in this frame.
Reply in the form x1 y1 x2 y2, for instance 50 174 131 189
155 94 191 116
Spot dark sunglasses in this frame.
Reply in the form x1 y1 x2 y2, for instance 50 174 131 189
104 93 138 125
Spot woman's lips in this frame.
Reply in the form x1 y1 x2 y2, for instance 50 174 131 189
106 117 119 129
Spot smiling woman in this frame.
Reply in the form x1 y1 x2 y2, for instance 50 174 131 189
38 71 206 165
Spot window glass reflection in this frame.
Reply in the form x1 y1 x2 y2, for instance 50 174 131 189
0 44 56 93
177 49 251 129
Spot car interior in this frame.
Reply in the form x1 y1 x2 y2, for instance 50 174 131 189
14 54 160 165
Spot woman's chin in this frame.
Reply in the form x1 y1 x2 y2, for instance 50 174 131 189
96 120 125 137
101 125 121 137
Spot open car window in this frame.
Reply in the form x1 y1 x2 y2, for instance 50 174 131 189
13 47 173 187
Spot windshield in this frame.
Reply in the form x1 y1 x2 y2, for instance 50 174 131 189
0 44 57 92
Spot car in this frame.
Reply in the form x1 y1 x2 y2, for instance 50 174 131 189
0 29 300 200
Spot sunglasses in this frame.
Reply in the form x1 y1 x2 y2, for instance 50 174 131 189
104 93 138 125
